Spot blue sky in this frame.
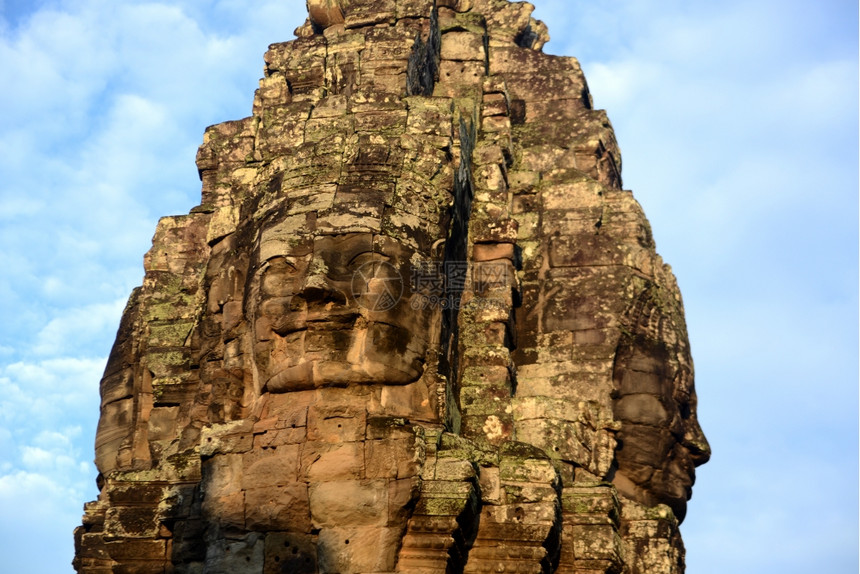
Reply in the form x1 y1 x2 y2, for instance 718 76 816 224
0 1 856 572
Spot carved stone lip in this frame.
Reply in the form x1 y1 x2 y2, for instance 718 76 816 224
265 362 315 392
279 312 361 334
672 453 697 491
264 357 423 393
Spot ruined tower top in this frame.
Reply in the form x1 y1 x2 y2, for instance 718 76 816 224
74 1 709 572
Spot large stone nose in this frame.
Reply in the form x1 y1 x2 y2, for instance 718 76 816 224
683 417 711 467
299 273 348 306
307 0 345 29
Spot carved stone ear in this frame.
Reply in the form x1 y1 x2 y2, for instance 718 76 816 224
307 0 345 30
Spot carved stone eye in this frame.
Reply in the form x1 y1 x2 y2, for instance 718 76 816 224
261 257 304 297
267 256 299 273
348 251 390 269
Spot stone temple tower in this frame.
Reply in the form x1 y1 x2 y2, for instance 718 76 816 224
74 1 710 573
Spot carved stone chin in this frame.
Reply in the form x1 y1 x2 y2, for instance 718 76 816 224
75 1 709 573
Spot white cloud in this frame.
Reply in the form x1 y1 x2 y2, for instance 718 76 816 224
0 356 102 570
34 427 80 449
32 299 126 356
0 468 93 573
0 1 309 339
21 445 79 472
0 194 44 220
0 357 105 436
0 468 86 514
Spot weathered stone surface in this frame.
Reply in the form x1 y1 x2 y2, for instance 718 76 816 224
75 1 709 573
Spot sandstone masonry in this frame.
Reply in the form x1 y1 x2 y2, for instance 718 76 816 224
74 2 710 573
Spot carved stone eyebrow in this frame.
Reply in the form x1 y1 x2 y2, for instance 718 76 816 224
347 250 391 267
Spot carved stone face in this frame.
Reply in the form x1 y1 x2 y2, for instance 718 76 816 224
253 231 435 392
612 336 710 522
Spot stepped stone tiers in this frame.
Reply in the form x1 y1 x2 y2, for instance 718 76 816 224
74 1 710 573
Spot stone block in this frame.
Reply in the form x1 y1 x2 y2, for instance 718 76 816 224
200 453 243 498
344 0 396 28
242 444 301 488
106 483 167 505
472 242 515 262
389 477 422 524
396 0 435 18
365 437 424 478
469 217 518 243
562 487 619 524
255 74 291 110
203 491 246 530
263 532 318 574
245 484 311 532
201 533 265 574
441 31 486 61
310 480 389 528
415 495 472 517
460 385 511 415
103 506 161 538
253 427 307 448
317 527 402 573
499 455 557 485
104 539 166 562
200 420 254 456
112 562 168 574
434 60 485 98
434 457 476 481
307 404 367 443
76 532 111 561
460 413 513 444
568 523 623 563
300 441 364 481
478 465 502 504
